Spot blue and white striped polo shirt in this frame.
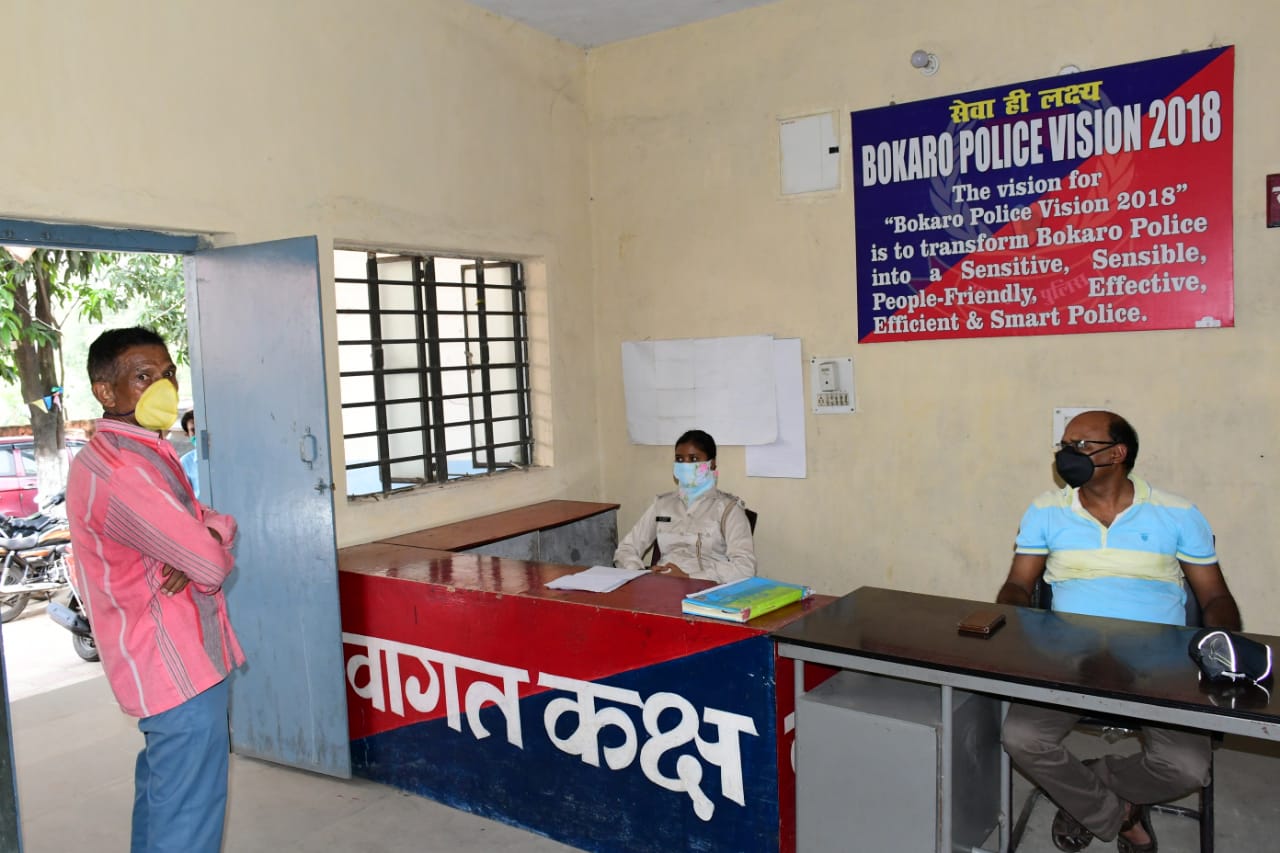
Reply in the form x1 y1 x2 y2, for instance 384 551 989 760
1014 475 1217 626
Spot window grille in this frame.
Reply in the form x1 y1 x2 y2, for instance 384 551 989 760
334 250 532 496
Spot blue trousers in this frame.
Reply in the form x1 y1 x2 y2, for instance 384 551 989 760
132 679 230 853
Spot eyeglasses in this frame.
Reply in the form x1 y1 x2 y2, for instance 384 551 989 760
1056 439 1118 453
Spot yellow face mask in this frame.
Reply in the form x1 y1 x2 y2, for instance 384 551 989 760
134 379 179 431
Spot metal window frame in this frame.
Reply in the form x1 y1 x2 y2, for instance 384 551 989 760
335 250 533 496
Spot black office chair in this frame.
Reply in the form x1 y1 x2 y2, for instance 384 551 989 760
1008 580 1215 853
648 507 757 566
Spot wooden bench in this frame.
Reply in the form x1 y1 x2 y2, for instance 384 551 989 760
378 499 619 567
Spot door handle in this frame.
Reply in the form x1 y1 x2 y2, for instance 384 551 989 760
299 428 318 469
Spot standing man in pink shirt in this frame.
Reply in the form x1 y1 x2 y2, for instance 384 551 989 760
67 327 245 853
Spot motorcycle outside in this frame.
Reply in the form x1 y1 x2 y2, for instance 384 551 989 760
0 492 72 624
47 573 98 663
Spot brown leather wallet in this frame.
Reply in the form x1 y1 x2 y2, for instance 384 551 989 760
958 608 1006 637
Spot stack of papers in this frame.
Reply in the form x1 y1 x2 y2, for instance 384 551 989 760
544 565 647 593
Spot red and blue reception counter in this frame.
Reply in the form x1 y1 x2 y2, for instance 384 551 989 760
336 501 833 852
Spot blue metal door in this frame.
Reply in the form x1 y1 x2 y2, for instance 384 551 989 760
186 237 350 777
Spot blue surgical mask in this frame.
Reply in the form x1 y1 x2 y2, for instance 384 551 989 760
673 461 717 505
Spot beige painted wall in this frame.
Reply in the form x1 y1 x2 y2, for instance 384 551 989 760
587 0 1280 631
4 0 599 547
7 0 1278 630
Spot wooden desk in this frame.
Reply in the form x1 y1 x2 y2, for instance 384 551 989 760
773 587 1280 852
339 541 834 852
379 499 619 566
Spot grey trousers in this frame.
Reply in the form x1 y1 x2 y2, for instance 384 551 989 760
1002 702 1211 841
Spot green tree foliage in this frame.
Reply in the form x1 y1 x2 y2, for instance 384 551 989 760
95 252 189 364
0 248 186 502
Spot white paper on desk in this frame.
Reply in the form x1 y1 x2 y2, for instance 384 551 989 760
544 565 647 593
621 336 778 446
746 338 807 478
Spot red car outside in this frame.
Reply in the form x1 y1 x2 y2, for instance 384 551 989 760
0 436 86 517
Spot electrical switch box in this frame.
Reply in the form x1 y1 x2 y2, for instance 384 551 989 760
780 112 840 195
810 356 854 413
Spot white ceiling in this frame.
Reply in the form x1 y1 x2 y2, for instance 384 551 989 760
465 0 781 48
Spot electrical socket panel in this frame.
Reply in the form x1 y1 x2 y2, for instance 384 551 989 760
810 357 855 413
1052 407 1096 444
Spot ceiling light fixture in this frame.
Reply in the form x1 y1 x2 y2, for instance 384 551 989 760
910 50 939 76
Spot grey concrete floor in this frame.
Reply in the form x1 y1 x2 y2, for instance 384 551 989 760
2 603 573 853
4 603 1280 851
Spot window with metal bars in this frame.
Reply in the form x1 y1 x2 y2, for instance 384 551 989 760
334 249 533 497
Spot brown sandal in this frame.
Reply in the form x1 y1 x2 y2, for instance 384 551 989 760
1051 807 1092 852
1049 757 1101 852
1116 804 1157 853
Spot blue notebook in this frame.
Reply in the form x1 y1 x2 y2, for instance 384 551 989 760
681 576 813 623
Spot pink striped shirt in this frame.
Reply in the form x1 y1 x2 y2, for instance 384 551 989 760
67 419 245 718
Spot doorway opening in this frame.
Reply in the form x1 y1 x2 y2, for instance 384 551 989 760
0 244 194 699
0 224 351 851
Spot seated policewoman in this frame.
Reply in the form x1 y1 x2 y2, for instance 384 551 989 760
613 429 757 582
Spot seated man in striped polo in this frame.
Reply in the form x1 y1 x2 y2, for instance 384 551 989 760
997 410 1240 853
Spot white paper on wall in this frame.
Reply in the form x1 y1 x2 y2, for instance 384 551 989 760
622 336 778 446
746 338 807 478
